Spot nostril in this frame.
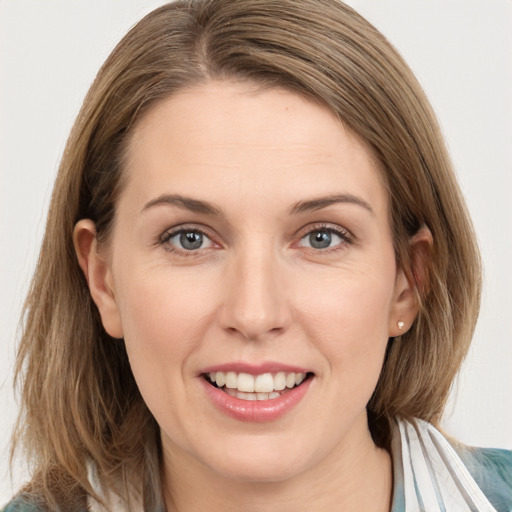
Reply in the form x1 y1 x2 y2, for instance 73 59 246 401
224 325 285 342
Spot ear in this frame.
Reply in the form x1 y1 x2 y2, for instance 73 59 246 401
388 225 433 337
73 219 124 338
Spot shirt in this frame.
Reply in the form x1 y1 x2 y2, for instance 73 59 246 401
3 418 511 511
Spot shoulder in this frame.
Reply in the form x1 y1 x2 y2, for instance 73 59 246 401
1 494 92 512
1 496 43 512
456 444 512 512
1 494 87 512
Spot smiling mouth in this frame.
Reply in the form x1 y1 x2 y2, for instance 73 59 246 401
203 371 314 401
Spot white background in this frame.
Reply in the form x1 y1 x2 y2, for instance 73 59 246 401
1 0 511 504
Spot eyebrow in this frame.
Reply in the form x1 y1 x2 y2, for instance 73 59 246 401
288 194 374 216
141 192 374 217
141 194 223 216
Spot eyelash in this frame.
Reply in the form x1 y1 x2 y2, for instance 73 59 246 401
159 224 218 256
158 223 354 256
295 223 354 253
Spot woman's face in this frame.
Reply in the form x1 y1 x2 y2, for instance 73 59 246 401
86 82 416 483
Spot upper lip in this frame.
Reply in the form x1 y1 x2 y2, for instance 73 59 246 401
199 361 312 376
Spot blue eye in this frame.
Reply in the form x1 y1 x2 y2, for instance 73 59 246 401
165 229 214 251
299 228 344 250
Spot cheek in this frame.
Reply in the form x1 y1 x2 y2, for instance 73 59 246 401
295 269 395 389
298 271 394 341
117 266 216 344
113 267 218 404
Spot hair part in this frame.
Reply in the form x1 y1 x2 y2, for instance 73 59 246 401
12 0 481 508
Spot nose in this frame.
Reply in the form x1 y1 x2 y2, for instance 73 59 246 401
219 244 291 341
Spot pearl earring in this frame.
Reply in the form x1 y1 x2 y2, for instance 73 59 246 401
397 321 405 330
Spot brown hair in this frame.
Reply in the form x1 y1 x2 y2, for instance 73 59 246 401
12 0 481 508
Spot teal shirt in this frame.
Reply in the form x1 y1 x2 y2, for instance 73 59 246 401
389 445 512 511
3 446 512 511
457 447 512 512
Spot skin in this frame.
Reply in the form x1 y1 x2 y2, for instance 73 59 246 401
75 81 429 511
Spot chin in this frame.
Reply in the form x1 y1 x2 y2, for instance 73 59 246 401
213 459 305 485
200 435 314 484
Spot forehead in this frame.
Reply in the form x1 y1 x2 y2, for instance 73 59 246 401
121 81 388 218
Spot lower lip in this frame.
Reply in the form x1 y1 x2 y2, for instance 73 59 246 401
200 377 313 423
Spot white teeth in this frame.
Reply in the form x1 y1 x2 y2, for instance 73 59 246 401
236 391 257 400
207 370 308 398
225 371 237 389
225 388 237 398
255 373 274 393
295 373 306 385
215 372 225 387
273 372 286 391
237 372 255 392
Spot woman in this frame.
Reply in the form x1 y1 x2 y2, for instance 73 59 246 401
3 0 511 510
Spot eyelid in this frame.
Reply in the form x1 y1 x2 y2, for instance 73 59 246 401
296 222 353 239
158 223 221 253
157 221 354 255
293 222 355 250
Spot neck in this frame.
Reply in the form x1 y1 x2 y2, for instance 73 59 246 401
161 414 393 512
